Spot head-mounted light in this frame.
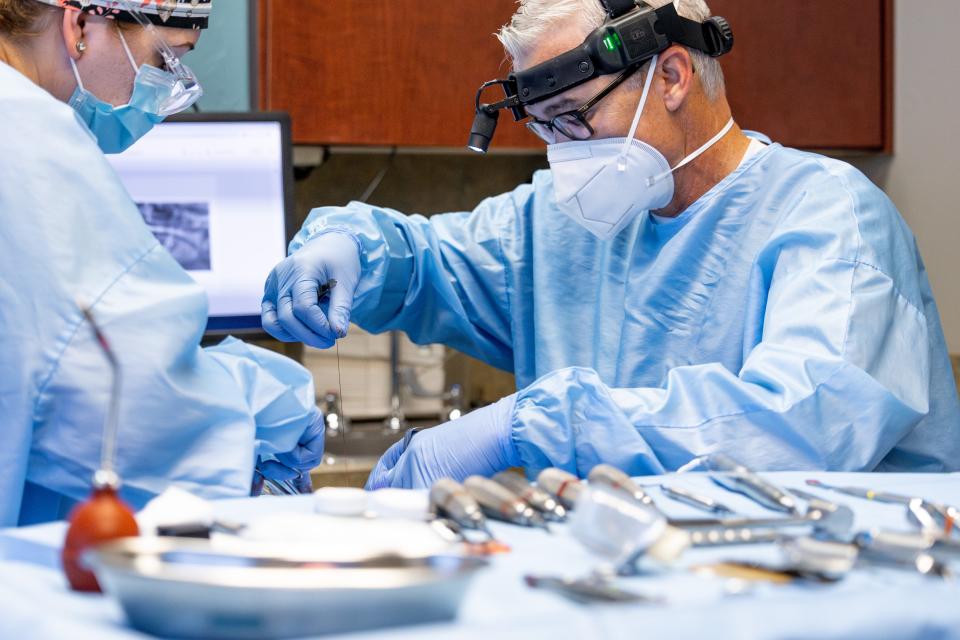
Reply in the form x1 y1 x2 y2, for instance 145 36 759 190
468 0 733 153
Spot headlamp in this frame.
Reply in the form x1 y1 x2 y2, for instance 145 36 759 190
468 0 733 152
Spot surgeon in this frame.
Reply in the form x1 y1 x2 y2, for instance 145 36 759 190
0 0 324 527
263 0 960 489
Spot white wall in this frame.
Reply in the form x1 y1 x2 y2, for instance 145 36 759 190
849 0 960 353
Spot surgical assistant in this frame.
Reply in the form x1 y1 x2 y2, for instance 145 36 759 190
271 141 960 484
0 0 322 527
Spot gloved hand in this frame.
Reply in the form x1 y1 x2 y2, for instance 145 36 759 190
257 412 326 494
261 230 361 349
366 394 520 490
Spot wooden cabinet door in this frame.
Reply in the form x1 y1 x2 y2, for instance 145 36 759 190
260 0 892 151
710 0 893 151
258 0 524 147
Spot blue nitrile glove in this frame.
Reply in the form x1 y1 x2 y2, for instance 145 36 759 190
258 412 326 493
261 230 361 349
366 394 520 490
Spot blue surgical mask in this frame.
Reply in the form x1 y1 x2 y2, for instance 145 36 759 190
68 29 200 154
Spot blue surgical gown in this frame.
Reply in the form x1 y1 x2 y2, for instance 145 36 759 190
0 62 320 526
292 139 960 477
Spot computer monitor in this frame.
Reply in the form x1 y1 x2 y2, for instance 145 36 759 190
106 112 295 336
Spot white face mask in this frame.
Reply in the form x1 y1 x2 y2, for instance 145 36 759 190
547 54 735 240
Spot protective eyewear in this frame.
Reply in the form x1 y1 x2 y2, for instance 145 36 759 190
118 0 203 116
525 66 639 144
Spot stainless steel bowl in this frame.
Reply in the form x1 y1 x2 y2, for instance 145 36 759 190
84 537 486 639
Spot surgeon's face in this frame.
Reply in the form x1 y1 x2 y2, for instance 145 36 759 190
70 14 199 106
515 15 679 154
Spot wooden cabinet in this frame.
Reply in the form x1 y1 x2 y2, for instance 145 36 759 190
259 0 893 151
709 0 893 151
258 0 523 147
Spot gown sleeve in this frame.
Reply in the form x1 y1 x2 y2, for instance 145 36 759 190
289 183 534 372
510 252 931 476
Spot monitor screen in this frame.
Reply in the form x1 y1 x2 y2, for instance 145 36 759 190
106 113 293 335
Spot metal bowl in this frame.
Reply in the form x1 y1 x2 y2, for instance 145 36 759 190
84 537 486 639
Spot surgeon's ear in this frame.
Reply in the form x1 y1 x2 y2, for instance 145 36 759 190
658 45 694 113
61 10 85 61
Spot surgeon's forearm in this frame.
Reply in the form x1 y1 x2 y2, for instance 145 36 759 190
510 360 925 478
292 202 515 368
292 203 415 330
511 256 935 477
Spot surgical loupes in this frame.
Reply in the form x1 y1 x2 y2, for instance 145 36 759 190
679 453 799 514
463 476 550 531
493 471 567 522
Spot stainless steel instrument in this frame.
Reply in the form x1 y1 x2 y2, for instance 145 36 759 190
807 479 959 538
679 453 799 514
675 500 854 546
523 574 655 604
536 468 584 510
805 478 912 504
855 529 960 567
687 529 785 547
429 478 493 537
854 530 953 579
659 484 734 515
493 471 567 522
587 465 656 508
463 476 549 530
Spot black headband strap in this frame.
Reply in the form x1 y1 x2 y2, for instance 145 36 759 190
599 0 640 19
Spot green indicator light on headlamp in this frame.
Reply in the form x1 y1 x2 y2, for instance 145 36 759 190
603 32 623 51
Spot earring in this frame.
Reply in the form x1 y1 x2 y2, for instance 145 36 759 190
75 41 87 54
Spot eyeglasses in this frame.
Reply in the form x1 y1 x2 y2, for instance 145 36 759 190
525 66 640 144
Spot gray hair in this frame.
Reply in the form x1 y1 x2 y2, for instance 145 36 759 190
497 0 726 100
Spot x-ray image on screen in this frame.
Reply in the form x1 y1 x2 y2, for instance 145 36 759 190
108 118 289 330
137 202 212 271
